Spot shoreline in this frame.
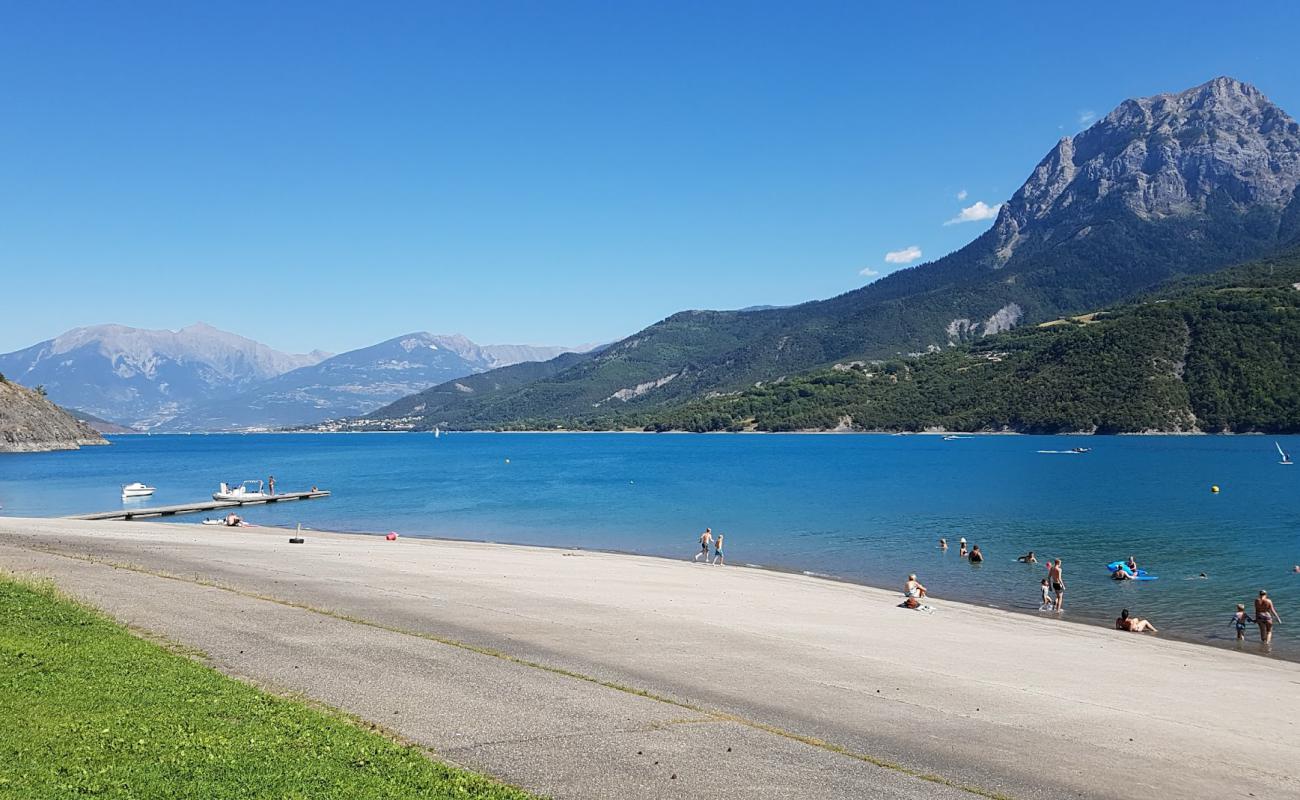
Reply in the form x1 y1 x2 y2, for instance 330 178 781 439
258 520 1295 664
108 428 1287 436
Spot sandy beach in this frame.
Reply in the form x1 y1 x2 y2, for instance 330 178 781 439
1 517 1296 800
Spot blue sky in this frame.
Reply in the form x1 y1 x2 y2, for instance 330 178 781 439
3 1 1300 355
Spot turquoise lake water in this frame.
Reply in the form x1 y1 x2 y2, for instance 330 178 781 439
3 433 1297 660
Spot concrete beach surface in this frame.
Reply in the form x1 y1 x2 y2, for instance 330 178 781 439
1 518 1296 800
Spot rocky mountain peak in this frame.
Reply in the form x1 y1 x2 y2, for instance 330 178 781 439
992 77 1300 262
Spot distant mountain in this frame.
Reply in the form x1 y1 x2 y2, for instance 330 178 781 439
0 377 107 452
0 323 329 430
67 408 135 435
358 76 1300 431
158 333 591 431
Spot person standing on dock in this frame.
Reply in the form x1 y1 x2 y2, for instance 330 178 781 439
695 528 713 562
268 475 276 496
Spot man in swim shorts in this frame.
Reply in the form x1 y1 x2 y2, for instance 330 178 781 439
1047 559 1065 611
695 528 713 562
712 533 725 566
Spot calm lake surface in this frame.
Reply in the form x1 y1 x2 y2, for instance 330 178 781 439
3 433 1298 660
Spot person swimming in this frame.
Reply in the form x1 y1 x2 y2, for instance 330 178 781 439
938 537 948 550
968 545 984 563
1017 551 1037 563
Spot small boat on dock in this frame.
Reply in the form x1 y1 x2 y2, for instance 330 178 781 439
121 482 156 499
213 480 271 502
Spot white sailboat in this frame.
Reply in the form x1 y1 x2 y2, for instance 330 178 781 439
1277 441 1293 465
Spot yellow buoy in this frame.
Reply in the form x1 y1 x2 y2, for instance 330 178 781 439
1210 485 1220 493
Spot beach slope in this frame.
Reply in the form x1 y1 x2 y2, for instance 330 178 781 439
0 518 1295 800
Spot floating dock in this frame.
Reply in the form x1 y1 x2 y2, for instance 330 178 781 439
67 490 331 521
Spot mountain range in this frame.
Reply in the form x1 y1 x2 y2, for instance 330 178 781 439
0 325 584 431
355 77 1300 431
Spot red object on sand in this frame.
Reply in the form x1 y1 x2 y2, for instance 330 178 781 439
386 532 398 541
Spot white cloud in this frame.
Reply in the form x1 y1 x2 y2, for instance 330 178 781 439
944 200 1001 226
859 266 879 277
884 245 923 264
1078 109 1096 125
956 189 968 201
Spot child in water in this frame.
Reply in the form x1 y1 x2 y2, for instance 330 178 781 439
1039 579 1053 612
1230 604 1254 641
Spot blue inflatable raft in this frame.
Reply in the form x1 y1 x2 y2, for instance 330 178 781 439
1106 561 1159 580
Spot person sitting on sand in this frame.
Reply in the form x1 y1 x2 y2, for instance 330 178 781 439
1115 609 1158 634
1255 590 1281 643
1017 551 1037 563
1230 604 1255 642
712 533 725 566
223 512 244 527
938 537 948 550
694 528 713 562
968 545 983 563
903 574 927 608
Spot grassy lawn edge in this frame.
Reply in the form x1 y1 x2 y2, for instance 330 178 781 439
0 574 540 799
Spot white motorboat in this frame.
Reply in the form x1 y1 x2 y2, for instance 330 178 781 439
213 480 271 502
121 482 156 499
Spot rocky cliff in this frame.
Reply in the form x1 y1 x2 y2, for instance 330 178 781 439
0 378 108 452
991 76 1300 263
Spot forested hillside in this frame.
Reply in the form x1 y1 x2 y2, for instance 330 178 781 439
575 253 1300 433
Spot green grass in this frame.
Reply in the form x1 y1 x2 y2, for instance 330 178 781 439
0 577 538 800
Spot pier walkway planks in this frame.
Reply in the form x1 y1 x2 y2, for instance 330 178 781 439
66 490 330 521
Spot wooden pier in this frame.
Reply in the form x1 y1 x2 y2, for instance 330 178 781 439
67 490 331 521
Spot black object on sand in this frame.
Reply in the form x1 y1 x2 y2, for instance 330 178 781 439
289 537 305 544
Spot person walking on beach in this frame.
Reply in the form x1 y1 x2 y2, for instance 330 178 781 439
1230 604 1255 642
1254 590 1281 643
695 528 713 562
268 475 276 495
712 533 725 566
1047 559 1065 611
